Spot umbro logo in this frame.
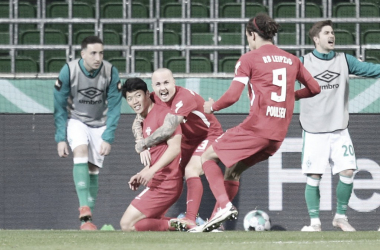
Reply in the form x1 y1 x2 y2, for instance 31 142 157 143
78 87 104 99
314 70 340 83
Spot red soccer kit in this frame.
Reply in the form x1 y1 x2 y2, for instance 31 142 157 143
152 86 223 168
131 104 183 218
212 44 320 168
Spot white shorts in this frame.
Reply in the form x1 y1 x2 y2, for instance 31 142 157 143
301 128 357 175
67 119 106 168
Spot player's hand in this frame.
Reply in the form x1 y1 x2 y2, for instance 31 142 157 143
204 97 215 114
128 174 141 191
100 141 111 156
57 141 69 158
294 92 300 101
140 150 151 167
135 139 146 154
139 168 154 186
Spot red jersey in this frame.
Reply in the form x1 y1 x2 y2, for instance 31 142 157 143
152 86 223 142
232 44 319 141
143 104 183 182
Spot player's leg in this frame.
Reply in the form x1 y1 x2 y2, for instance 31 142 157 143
124 179 183 231
120 204 147 231
78 125 106 230
88 163 99 214
302 174 322 232
199 145 238 232
331 129 357 231
209 162 245 220
67 119 94 229
301 131 330 232
182 155 203 228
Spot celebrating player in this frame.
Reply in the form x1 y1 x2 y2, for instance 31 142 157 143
133 68 225 230
54 36 122 230
195 13 321 232
299 20 380 232
119 78 183 231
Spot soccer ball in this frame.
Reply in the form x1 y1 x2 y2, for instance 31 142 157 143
243 210 271 231
177 212 206 226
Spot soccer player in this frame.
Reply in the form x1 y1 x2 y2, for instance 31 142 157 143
133 68 225 230
195 13 321 232
119 78 183 232
54 36 122 230
299 20 380 232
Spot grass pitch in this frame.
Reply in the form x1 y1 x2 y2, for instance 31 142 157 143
0 230 379 250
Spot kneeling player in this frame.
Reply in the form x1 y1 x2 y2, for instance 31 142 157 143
120 78 183 231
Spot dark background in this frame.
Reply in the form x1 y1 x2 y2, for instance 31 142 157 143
0 114 379 230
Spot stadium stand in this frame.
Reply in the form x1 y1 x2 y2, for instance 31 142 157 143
19 29 67 63
161 2 210 33
109 56 153 73
0 1 36 34
219 3 267 32
46 2 95 35
333 2 380 35
0 0 378 73
132 29 181 62
101 1 149 35
165 56 213 73
0 56 38 73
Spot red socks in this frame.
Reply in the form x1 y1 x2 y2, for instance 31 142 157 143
211 180 240 219
202 160 230 208
185 177 203 221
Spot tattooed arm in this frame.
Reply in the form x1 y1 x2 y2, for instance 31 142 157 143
132 114 151 167
132 114 144 141
135 113 183 153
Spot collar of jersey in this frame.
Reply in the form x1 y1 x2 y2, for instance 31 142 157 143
79 58 102 78
312 49 335 60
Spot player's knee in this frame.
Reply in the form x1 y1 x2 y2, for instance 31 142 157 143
184 165 203 179
306 175 322 187
340 169 354 178
224 168 241 181
339 170 354 184
120 219 134 232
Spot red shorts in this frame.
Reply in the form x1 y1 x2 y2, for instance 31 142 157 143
131 178 183 218
213 126 282 168
180 135 219 168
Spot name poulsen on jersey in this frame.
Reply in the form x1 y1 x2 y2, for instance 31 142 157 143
263 55 292 119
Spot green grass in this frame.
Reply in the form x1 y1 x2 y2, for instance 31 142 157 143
0 231 380 250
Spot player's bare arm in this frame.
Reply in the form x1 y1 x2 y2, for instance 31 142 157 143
132 114 151 166
135 113 183 153
139 134 182 186
132 114 144 141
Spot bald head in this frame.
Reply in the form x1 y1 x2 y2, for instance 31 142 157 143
151 68 176 102
152 68 174 82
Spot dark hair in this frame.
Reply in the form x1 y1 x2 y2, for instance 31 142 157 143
246 13 279 40
121 78 148 99
309 20 333 46
81 36 103 50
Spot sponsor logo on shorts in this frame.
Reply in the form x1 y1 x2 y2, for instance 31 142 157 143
307 160 312 168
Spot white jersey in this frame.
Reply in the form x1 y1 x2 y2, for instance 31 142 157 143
300 52 349 133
